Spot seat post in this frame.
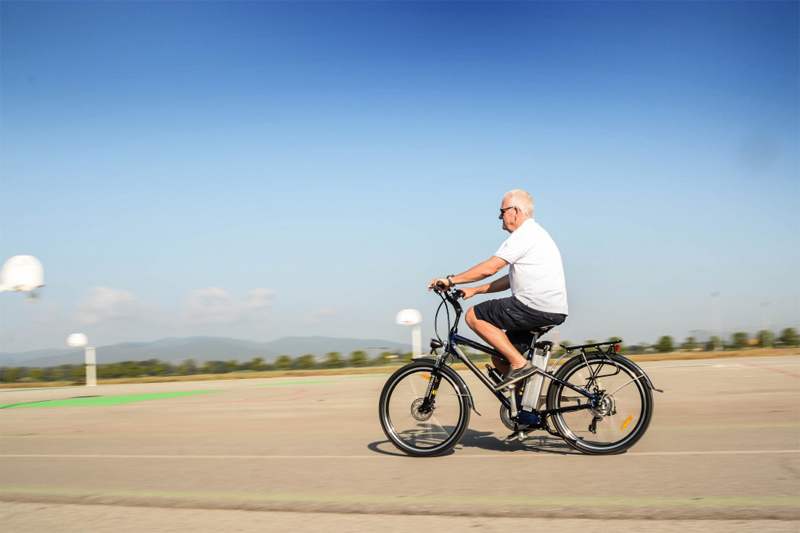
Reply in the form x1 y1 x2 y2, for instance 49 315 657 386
526 332 539 359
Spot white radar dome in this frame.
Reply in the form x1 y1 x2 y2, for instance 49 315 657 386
396 309 422 326
0 255 44 292
67 333 88 348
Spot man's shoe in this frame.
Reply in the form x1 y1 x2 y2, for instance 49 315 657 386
494 361 536 391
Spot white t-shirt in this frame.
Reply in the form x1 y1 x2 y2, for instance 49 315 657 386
494 218 568 315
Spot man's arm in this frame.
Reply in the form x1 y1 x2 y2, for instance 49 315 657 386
479 274 511 294
460 274 509 300
449 256 508 286
429 257 508 293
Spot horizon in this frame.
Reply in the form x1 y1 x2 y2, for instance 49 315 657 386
2 326 796 359
2 2 798 353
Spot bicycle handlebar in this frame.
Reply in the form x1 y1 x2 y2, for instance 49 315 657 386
433 281 465 301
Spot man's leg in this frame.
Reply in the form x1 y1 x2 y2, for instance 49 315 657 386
491 355 509 377
466 307 527 371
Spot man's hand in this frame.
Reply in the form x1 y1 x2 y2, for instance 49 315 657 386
459 286 480 300
428 277 451 291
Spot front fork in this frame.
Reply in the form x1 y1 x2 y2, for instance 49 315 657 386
419 373 441 413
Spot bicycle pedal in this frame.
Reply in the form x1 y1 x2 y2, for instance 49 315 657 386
504 430 529 443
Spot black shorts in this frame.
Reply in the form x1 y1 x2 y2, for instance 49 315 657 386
473 296 567 355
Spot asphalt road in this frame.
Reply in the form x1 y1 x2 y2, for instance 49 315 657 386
1 355 798 531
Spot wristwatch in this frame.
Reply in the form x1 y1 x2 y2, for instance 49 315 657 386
447 275 456 287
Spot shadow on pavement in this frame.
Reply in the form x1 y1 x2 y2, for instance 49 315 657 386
367 427 576 456
367 438 456 457
456 427 577 455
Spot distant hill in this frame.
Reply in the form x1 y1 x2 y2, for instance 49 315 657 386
0 336 410 368
0 348 76 366
262 336 405 358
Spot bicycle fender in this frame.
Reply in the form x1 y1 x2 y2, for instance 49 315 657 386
623 357 664 393
560 353 664 394
411 358 480 416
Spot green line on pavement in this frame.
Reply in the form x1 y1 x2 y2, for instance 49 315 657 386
0 390 221 409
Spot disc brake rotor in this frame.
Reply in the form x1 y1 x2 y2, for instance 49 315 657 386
411 398 433 421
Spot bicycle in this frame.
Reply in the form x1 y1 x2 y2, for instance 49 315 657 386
378 285 662 456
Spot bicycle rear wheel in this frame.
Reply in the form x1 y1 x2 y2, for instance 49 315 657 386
546 353 653 455
379 361 470 457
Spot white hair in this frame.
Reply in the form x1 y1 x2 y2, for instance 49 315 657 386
504 189 534 217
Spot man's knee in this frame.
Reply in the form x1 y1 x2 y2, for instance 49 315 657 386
465 306 477 328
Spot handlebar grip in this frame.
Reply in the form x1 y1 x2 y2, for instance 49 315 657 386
435 281 446 290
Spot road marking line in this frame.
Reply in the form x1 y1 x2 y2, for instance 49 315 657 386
1 487 797 507
1 450 797 459
2 423 796 439
626 450 800 457
652 423 800 431
0 390 223 409
740 361 800 379
653 360 800 371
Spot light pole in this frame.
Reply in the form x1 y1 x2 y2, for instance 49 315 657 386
396 309 422 358
67 333 96 387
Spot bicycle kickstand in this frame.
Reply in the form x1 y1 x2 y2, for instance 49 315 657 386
503 384 529 443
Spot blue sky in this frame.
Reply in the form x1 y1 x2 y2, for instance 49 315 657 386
1 1 798 353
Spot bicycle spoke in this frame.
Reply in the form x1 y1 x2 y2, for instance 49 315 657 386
382 367 465 453
605 375 644 398
550 356 652 454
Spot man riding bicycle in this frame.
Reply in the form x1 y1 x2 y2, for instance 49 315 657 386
429 189 568 390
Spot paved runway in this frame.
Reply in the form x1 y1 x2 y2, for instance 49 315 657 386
1 355 798 531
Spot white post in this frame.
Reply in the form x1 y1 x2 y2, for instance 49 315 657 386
412 325 421 357
396 309 422 359
85 346 97 387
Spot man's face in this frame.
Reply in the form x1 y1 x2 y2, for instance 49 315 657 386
499 197 520 233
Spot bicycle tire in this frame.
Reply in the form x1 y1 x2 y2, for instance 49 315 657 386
379 361 471 457
546 353 653 455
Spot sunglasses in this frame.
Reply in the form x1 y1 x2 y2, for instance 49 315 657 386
498 206 517 219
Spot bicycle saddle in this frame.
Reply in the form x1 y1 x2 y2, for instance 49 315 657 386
529 324 556 336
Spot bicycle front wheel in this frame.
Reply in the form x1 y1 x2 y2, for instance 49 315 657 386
379 362 470 457
546 353 653 455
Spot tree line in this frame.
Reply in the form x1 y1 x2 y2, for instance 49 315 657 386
626 328 799 354
0 350 408 384
1 328 797 384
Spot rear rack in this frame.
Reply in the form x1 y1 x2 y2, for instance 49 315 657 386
560 340 621 351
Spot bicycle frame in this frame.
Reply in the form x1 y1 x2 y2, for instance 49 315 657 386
446 333 598 417
428 289 600 420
